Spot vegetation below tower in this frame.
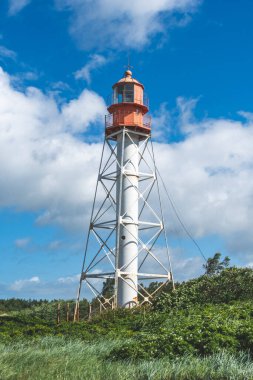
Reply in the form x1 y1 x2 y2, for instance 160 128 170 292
1 266 253 379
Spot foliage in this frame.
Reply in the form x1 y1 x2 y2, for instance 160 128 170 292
0 298 48 313
101 278 115 299
1 301 253 361
1 266 253 367
0 299 90 323
203 252 230 276
153 267 253 311
108 301 253 360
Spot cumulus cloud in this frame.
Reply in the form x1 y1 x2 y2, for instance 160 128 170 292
4 272 101 299
176 96 200 134
61 89 105 132
8 0 31 15
151 102 172 142
171 250 204 281
1 63 253 265
0 66 106 229
154 109 253 259
9 276 40 291
55 0 201 51
5 276 80 298
75 54 107 84
238 111 253 123
57 274 80 284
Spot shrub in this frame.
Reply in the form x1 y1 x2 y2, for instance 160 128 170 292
153 267 253 311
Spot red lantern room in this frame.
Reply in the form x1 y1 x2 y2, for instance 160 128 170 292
105 70 151 138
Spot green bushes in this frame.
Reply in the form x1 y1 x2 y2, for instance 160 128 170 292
1 300 253 360
108 302 253 360
153 267 253 311
0 298 48 313
1 267 253 367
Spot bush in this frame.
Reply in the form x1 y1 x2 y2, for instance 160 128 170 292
107 302 253 360
2 268 253 363
153 267 253 311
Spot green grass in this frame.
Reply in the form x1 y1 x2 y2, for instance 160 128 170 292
1 301 253 359
2 269 253 379
0 337 253 380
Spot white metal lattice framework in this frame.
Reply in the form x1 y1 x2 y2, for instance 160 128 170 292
75 126 174 314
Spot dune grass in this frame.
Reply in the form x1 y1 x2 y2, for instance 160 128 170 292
0 337 253 380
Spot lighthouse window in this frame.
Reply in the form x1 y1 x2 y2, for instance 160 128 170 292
114 85 123 103
114 84 134 104
124 84 134 102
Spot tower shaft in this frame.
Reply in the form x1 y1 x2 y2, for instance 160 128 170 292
116 132 139 307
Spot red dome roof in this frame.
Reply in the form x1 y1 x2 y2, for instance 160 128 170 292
113 70 144 89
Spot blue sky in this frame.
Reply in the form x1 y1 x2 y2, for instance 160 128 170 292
1 0 253 299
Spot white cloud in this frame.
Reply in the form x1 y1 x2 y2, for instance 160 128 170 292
3 270 103 299
154 106 253 258
55 0 201 51
0 66 106 229
48 240 62 250
15 237 31 248
51 81 71 91
0 45 16 60
4 274 86 299
8 0 31 15
171 251 204 281
151 97 200 140
6 275 78 298
9 276 40 291
11 71 40 85
75 54 107 84
61 89 105 132
238 110 253 123
151 102 172 142
2 63 253 262
176 96 200 134
57 274 80 284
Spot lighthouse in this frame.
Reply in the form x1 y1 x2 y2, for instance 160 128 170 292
75 69 173 313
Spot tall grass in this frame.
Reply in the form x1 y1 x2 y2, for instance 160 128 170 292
0 337 253 380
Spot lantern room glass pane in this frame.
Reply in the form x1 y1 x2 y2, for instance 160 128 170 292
114 84 134 103
124 84 134 102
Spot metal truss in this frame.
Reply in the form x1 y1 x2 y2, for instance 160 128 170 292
74 127 174 316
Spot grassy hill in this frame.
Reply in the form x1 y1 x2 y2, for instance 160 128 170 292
1 267 253 379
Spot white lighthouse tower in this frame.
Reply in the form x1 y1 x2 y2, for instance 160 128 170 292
75 69 173 314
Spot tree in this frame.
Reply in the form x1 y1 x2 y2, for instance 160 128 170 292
203 252 230 276
101 278 114 299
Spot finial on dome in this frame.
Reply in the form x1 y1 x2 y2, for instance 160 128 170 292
124 69 132 78
124 52 133 78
